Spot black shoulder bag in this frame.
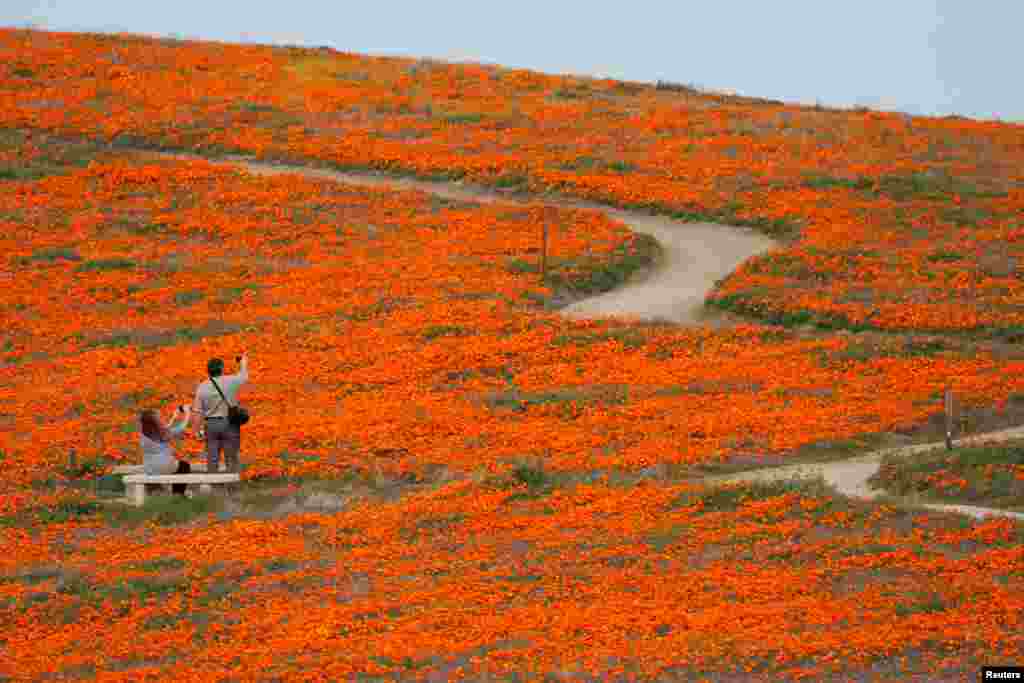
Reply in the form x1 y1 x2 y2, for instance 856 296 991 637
210 377 250 427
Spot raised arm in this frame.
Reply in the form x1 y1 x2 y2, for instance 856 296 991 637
234 352 249 384
165 405 191 439
190 390 204 435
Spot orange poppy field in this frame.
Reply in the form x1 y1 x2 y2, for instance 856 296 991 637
1 28 1024 681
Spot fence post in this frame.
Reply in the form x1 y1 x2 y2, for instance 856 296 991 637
541 222 548 282
944 387 954 451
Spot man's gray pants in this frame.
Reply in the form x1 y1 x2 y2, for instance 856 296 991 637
205 418 241 473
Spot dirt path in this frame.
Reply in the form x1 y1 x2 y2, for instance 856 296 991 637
199 155 779 325
711 425 1024 521
163 153 1023 523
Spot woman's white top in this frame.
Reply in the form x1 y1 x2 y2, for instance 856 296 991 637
141 420 188 475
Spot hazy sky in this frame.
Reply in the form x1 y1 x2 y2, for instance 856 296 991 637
4 1 1023 122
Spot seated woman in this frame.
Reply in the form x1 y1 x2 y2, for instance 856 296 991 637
139 405 193 496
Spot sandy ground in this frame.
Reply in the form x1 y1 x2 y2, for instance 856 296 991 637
162 153 1022 522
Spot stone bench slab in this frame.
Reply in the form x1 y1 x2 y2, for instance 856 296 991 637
123 474 239 484
123 473 240 506
113 463 210 475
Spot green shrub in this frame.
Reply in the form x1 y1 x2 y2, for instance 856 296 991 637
137 557 187 572
422 325 470 341
174 290 205 307
75 258 136 273
20 247 82 264
494 172 529 189
36 500 103 524
217 284 262 304
927 251 963 263
561 156 636 174
513 464 549 489
802 174 874 192
496 464 563 503
442 113 484 125
507 258 540 274
901 339 946 357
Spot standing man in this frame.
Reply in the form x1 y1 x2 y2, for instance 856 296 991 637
192 352 249 473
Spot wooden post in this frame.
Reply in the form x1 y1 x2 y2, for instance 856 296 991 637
540 222 548 282
944 387 954 451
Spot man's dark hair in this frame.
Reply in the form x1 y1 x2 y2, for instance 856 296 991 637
207 358 225 377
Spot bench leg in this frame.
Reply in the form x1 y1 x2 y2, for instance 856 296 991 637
127 483 145 506
199 483 213 496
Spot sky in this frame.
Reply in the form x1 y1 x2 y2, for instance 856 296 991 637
4 1 1023 122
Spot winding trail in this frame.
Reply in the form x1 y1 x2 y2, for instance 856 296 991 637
172 153 1024 523
207 155 779 325
711 426 1024 522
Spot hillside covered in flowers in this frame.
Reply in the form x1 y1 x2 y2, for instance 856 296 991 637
1 28 1023 681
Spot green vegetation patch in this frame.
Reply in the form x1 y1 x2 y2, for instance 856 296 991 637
551 85 593 100
217 283 263 305
927 250 964 263
552 328 645 350
173 290 205 307
6 566 64 586
874 172 1006 202
0 498 103 528
869 442 1024 510
707 293 864 331
0 128 109 181
561 156 637 174
484 384 630 414
802 174 875 192
61 454 108 479
422 324 473 341
136 557 188 573
548 233 660 297
103 495 224 527
441 112 485 125
939 205 992 228
75 257 137 273
493 172 530 190
86 321 244 351
670 204 801 240
493 464 567 503
506 258 540 274
16 247 82 266
669 476 834 514
892 592 949 617
59 574 189 606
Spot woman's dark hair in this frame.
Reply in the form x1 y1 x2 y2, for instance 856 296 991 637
207 358 224 377
140 409 168 443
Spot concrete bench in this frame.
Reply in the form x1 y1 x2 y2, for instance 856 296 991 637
122 473 240 506
113 463 210 475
